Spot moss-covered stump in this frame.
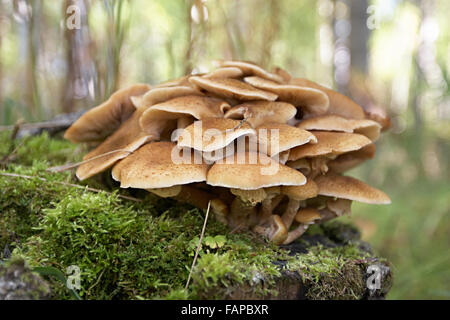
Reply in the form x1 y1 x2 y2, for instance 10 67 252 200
0 132 392 300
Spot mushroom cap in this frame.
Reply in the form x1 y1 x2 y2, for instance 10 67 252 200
64 83 151 143
243 76 329 115
315 173 391 204
202 67 244 79
281 179 319 201
256 123 317 157
111 142 208 189
327 144 376 173
177 118 256 152
206 152 307 190
288 131 372 161
134 85 203 108
295 208 322 224
76 109 153 181
139 95 229 134
326 198 352 216
216 59 284 83
290 78 366 119
189 76 278 101
224 101 297 128
297 115 381 141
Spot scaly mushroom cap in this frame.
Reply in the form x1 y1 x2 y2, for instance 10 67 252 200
315 173 391 204
295 208 322 224
256 123 317 157
64 83 151 143
243 76 329 115
177 118 256 152
288 131 372 161
297 115 381 141
133 85 203 108
216 59 284 83
281 179 319 201
189 76 278 101
326 198 352 216
224 101 297 128
327 144 376 173
207 152 306 190
202 67 244 79
139 96 230 135
147 186 182 198
76 109 153 181
111 141 208 189
290 78 366 119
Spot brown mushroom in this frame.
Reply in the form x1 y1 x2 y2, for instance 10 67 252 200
315 173 391 205
64 83 151 143
189 76 278 101
112 141 208 189
75 109 154 181
215 59 284 83
290 78 366 119
224 101 297 128
243 76 329 116
139 95 230 139
287 131 372 178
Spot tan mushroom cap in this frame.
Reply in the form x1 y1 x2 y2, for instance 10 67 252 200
189 76 278 101
327 144 376 173
64 83 151 143
216 59 284 83
295 208 322 224
243 76 329 115
315 173 391 204
281 179 319 201
288 131 372 161
290 78 366 119
256 123 317 157
112 142 208 189
177 118 256 152
206 152 307 190
297 115 381 141
202 67 244 79
133 85 203 108
224 101 297 128
76 109 153 181
139 95 230 135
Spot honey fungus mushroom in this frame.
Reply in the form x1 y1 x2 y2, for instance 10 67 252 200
65 59 391 246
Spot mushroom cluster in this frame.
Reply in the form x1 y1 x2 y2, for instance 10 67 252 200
65 60 391 245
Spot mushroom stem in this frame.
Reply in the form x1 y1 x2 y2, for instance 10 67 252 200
259 193 283 222
283 224 309 245
229 197 257 230
253 215 288 245
281 198 301 229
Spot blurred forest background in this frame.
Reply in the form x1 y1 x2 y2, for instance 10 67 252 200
0 0 448 299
